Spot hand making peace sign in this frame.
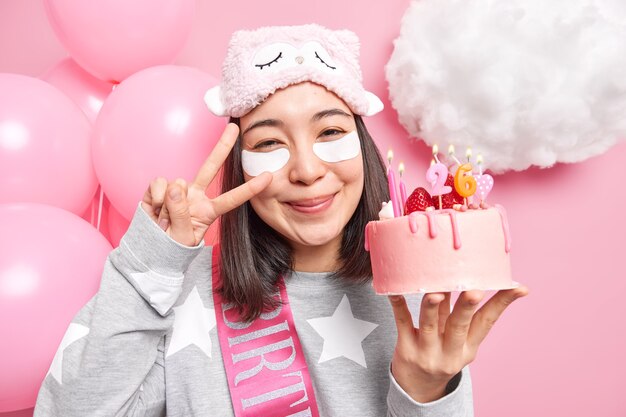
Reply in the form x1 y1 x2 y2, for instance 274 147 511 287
140 123 273 247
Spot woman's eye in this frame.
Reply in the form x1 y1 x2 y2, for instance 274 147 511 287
253 140 281 150
321 129 343 137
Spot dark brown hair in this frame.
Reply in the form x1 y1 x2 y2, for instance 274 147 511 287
218 115 389 322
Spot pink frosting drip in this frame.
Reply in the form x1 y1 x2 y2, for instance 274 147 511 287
494 204 512 253
423 211 438 238
444 210 462 249
408 209 462 249
408 212 419 234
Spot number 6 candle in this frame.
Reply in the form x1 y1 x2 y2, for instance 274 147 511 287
454 146 477 205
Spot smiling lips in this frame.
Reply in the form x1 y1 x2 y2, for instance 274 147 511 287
286 194 336 213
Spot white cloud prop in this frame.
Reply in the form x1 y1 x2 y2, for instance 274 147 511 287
385 0 626 172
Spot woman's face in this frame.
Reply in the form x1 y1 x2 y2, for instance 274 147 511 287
240 82 364 256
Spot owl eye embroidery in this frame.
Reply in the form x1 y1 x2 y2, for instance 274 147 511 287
255 52 283 70
315 51 336 70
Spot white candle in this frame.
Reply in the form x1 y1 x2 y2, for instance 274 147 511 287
398 162 408 208
448 144 462 166
386 149 401 217
432 144 440 163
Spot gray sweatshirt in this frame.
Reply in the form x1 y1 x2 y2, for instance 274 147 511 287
33 203 473 416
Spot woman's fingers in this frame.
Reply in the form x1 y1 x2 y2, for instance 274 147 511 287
163 183 195 246
145 163 270 242
417 293 445 349
142 177 168 222
438 292 452 333
209 171 273 220
157 178 187 231
141 198 157 222
192 123 240 191
443 290 484 355
173 178 188 195
151 177 168 209
388 286 527 394
466 286 529 352
157 206 170 231
388 295 415 344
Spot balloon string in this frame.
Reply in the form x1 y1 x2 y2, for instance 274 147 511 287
97 186 104 231
89 191 97 227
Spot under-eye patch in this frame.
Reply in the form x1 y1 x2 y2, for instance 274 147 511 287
241 148 290 177
313 131 360 163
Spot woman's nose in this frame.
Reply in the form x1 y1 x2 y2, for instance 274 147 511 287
288 145 327 185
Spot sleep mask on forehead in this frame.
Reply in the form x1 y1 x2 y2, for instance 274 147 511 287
204 24 384 118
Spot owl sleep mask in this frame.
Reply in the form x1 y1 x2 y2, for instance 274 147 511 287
204 24 384 118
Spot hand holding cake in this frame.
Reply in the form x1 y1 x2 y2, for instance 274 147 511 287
388 286 528 403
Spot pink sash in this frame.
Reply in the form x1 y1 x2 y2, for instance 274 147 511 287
211 246 321 417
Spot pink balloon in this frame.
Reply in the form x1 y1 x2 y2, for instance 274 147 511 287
0 74 98 215
93 65 226 221
41 58 115 123
44 0 195 82
0 203 112 412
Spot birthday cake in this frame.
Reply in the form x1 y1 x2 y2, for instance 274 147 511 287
365 150 517 295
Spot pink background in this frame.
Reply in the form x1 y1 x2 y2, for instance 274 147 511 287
1 0 624 416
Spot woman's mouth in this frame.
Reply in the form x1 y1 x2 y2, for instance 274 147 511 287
286 194 335 214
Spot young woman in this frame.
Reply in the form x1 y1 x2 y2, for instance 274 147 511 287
34 24 527 417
